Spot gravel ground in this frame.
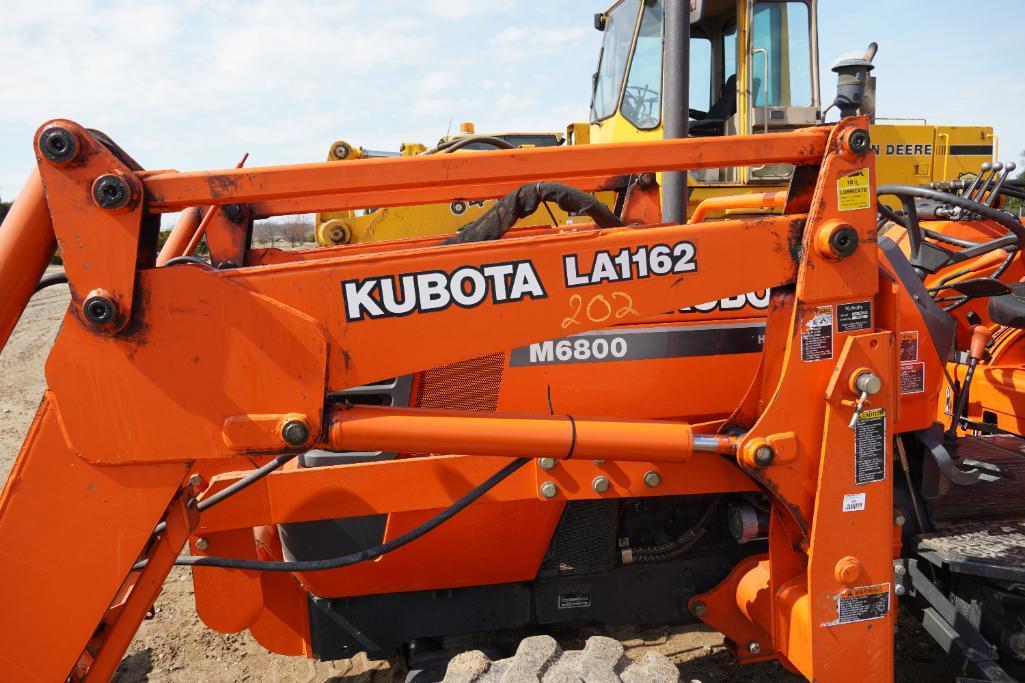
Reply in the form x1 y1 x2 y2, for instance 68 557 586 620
0 277 959 681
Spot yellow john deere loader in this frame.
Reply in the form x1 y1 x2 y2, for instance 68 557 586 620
313 0 996 248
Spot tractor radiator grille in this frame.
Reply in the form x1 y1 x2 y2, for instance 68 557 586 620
538 501 618 578
414 352 505 412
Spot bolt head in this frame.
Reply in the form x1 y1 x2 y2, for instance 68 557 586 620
753 445 776 467
747 641 762 655
894 512 907 527
592 475 610 493
333 143 350 159
847 128 871 155
894 584 906 596
828 225 860 258
195 538 209 552
40 127 79 163
690 600 708 618
188 473 204 488
282 420 310 447
643 470 661 488
92 174 131 210
538 457 557 471
223 203 244 223
540 481 558 499
82 295 117 326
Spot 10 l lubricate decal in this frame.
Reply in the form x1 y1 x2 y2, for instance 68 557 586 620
837 168 871 211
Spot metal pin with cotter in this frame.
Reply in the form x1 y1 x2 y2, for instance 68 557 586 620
849 371 882 428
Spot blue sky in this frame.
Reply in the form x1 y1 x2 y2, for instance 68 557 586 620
1 0 1022 205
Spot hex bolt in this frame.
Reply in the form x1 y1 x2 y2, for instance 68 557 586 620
223 203 244 223
637 172 658 189
538 457 557 471
188 474 204 488
82 295 117 326
40 127 79 163
894 512 907 527
690 600 708 618
540 481 558 499
753 445 776 467
592 475 610 493
282 420 310 447
195 538 210 551
893 562 907 577
894 584 906 596
92 174 131 210
847 128 871 155
643 470 661 488
747 641 762 655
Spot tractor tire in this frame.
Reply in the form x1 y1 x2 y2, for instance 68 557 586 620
441 634 680 682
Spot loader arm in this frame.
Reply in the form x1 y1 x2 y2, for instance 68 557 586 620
0 117 904 681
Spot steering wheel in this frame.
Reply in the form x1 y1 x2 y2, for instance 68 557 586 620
877 185 1025 271
621 85 660 129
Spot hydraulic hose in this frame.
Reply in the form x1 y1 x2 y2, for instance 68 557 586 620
429 135 516 154
136 456 530 572
877 185 1025 254
35 271 68 292
629 495 722 563
444 181 623 245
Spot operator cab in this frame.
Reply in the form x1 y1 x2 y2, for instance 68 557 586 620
590 0 820 182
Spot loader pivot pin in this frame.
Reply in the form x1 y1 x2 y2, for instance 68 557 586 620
92 175 131 210
849 371 882 428
39 127 79 163
282 420 310 446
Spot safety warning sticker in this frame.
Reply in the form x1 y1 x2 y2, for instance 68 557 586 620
826 583 891 626
837 168 871 211
899 331 919 362
900 361 925 394
801 305 834 362
842 493 867 512
836 301 872 333
855 408 886 485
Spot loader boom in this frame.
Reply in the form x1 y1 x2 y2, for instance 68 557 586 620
0 116 917 681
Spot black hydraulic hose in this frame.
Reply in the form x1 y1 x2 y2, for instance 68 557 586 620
878 185 1025 254
150 454 298 537
631 495 721 563
35 271 68 292
428 136 516 155
444 181 623 245
161 255 214 268
136 457 530 572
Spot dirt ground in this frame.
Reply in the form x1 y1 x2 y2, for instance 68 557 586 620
0 278 960 682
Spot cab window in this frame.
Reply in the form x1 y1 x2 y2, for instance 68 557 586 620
751 1 812 107
621 0 663 129
592 0 641 121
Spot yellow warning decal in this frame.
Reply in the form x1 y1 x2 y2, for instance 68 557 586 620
837 168 871 211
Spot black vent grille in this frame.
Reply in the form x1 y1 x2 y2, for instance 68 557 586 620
538 500 618 578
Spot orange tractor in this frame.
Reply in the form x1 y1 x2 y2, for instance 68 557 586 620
2 84 1025 682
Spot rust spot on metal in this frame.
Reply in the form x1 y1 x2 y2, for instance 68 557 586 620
207 174 242 198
